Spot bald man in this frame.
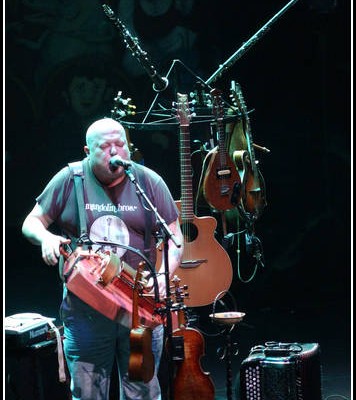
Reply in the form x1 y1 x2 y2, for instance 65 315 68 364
22 117 183 400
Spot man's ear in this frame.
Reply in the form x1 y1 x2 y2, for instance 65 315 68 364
84 145 89 155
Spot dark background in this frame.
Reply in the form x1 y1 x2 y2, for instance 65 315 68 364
5 0 351 398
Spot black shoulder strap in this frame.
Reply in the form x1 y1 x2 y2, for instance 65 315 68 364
68 161 89 243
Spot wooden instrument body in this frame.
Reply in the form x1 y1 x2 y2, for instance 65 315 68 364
128 263 155 383
129 327 154 382
203 146 242 211
176 200 233 307
62 249 162 329
237 153 266 217
172 327 215 400
169 275 215 400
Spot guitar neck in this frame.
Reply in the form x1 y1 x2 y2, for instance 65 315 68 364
231 81 259 177
216 117 228 166
180 125 194 221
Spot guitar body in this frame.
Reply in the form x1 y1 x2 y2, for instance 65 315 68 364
173 92 233 307
203 148 242 211
202 88 242 212
129 327 155 383
175 200 233 307
240 160 267 218
232 149 266 217
173 327 215 400
128 262 155 383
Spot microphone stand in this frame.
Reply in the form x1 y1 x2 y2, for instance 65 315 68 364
205 0 300 85
124 166 181 400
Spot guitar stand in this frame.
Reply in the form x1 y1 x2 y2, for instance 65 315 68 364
209 291 246 400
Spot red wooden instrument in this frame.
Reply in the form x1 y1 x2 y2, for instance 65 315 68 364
173 93 233 307
202 88 242 211
60 247 163 329
170 276 215 400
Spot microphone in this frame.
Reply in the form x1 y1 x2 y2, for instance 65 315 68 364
152 75 169 92
109 155 132 170
102 4 169 93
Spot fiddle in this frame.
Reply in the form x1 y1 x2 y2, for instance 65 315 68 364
170 276 215 400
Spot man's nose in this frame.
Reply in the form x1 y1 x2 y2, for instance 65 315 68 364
110 145 117 155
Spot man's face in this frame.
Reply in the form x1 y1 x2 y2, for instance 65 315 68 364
85 124 131 185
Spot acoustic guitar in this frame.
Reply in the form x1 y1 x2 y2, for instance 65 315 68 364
128 261 155 383
229 81 267 220
174 93 233 307
202 88 242 211
171 276 215 400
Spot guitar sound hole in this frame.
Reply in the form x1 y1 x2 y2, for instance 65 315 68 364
181 222 198 243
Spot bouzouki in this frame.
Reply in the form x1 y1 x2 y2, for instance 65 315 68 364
202 88 242 211
128 261 155 383
174 93 233 307
229 80 267 220
170 276 215 400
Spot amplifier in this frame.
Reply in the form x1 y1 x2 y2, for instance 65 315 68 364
240 342 322 400
5 313 56 348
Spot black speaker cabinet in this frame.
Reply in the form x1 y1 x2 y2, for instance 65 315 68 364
240 342 322 400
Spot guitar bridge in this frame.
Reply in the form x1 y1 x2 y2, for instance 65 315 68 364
181 259 207 268
216 168 231 178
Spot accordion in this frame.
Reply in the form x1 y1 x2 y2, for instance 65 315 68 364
240 342 322 400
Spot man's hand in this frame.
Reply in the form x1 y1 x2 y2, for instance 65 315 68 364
144 272 168 299
41 234 71 266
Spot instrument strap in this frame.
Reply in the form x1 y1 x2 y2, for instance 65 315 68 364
68 161 88 242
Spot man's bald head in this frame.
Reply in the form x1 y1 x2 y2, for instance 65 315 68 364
85 118 126 150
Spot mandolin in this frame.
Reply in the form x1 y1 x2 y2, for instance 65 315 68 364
170 276 215 400
128 261 155 383
229 80 267 220
174 93 233 307
202 88 242 211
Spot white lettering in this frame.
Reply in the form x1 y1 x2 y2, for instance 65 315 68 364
85 203 137 213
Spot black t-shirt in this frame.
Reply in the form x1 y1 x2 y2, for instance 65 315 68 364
36 157 179 268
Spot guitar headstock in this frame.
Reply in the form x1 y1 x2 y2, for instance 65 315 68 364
111 90 137 120
174 93 193 127
189 81 212 109
210 88 225 120
133 261 146 292
229 80 248 115
170 275 189 309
